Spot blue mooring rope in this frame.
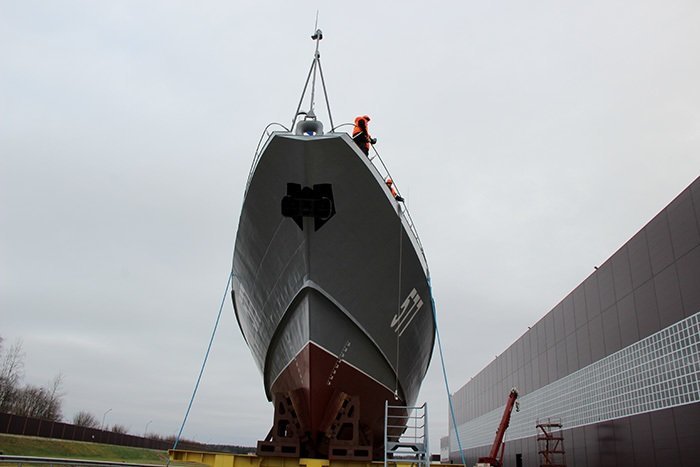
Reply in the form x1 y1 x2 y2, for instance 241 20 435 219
428 278 467 467
169 268 234 457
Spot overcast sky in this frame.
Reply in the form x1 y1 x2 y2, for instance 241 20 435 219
2 0 699 452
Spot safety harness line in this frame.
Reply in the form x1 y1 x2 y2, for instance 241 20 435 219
394 200 404 399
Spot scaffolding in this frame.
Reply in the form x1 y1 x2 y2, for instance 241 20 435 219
536 418 566 467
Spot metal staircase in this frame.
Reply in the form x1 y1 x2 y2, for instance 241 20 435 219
384 402 429 467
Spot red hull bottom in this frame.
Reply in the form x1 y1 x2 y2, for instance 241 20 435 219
260 342 404 460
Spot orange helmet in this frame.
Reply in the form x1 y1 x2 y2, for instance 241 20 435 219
386 177 393 185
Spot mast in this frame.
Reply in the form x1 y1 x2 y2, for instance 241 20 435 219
291 25 334 132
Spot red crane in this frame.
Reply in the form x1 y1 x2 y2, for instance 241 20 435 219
476 388 519 467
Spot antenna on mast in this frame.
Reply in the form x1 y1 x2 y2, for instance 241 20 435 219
309 11 322 115
291 14 334 133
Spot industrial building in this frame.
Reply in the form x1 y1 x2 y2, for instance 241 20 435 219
442 176 700 467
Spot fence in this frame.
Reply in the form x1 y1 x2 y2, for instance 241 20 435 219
0 454 164 467
0 413 200 451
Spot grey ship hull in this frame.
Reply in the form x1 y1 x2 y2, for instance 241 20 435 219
231 132 435 455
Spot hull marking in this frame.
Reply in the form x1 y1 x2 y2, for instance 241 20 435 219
327 340 351 386
390 288 423 337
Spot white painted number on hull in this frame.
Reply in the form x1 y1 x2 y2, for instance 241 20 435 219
390 288 423 336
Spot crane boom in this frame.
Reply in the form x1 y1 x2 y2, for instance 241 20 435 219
476 388 519 467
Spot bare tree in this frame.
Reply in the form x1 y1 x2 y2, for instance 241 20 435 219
73 411 100 428
111 424 129 434
0 336 64 421
0 338 25 412
9 385 47 418
5 374 64 421
44 373 65 421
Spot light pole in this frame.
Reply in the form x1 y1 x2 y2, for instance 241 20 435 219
102 408 112 430
144 420 152 437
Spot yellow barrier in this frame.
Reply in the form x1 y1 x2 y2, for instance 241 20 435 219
169 450 461 467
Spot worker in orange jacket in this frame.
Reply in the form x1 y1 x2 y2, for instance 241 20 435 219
352 115 377 155
385 177 404 202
